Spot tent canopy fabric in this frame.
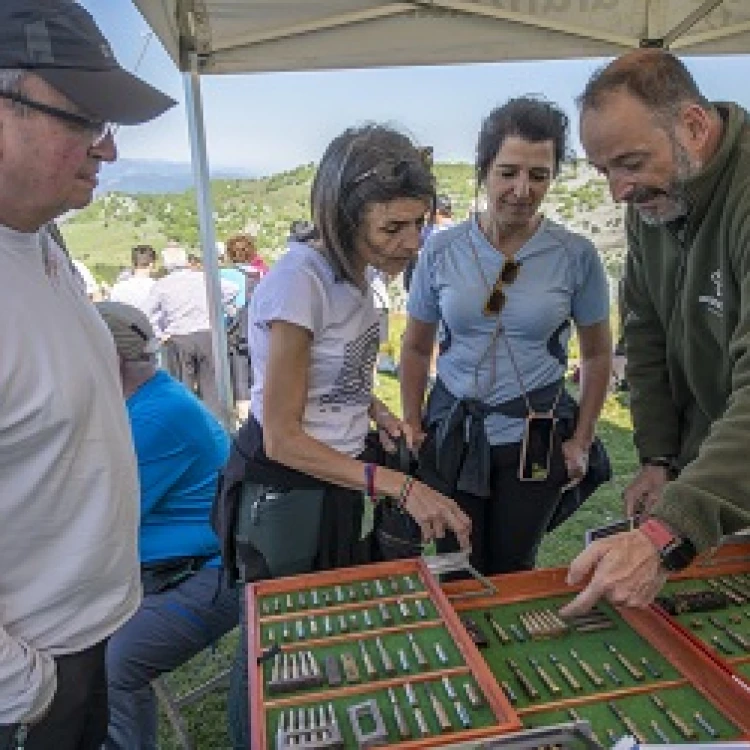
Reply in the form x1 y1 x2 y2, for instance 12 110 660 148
133 1 750 75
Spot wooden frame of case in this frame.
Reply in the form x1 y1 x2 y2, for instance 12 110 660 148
442 565 750 735
247 558 521 749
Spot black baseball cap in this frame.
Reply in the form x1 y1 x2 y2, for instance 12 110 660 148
0 0 176 124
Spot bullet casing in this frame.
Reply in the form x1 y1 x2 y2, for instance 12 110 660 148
434 642 449 665
405 682 418 707
549 654 581 691
694 712 718 738
650 720 670 743
651 695 697 739
506 658 539 700
426 685 452 732
464 681 483 708
528 656 561 695
454 701 471 728
397 648 411 672
570 649 604 687
414 707 430 736
501 680 517 704
341 652 360 683
407 632 428 669
375 637 396 675
388 687 410 739
608 701 646 744
359 641 377 679
606 643 644 680
602 662 622 685
485 612 511 644
442 676 457 700
378 602 393 625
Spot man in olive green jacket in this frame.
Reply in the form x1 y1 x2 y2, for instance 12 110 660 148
562 49 750 616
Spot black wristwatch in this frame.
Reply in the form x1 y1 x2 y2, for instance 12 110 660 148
642 455 679 480
639 518 697 572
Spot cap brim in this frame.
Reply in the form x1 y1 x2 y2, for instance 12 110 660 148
35 67 176 125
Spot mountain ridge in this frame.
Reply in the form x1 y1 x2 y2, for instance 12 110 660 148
95 158 256 195
63 160 626 285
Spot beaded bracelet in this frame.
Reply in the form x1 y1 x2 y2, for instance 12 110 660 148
363 462 378 505
397 475 415 510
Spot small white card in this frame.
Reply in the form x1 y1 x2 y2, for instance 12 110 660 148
585 517 637 547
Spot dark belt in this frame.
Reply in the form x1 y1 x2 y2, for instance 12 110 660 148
141 554 214 595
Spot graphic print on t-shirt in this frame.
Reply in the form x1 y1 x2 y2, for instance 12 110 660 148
320 322 380 409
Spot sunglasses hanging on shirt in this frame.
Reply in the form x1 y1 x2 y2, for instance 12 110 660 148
467 228 562 481
483 258 521 316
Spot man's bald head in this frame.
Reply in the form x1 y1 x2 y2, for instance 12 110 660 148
578 49 710 120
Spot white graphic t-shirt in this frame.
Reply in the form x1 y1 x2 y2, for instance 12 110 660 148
249 242 379 456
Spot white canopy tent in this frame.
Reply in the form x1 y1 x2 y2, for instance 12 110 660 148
131 0 750 425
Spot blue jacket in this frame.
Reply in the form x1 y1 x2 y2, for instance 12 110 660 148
127 370 229 565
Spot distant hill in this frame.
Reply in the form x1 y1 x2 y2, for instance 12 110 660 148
62 160 626 285
95 158 255 196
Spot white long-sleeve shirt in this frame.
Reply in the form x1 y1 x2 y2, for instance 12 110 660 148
0 225 141 724
143 267 238 338
109 273 155 311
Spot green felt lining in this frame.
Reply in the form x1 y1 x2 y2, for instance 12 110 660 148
661 577 750 660
258 574 425 618
526 684 742 743
265 675 499 746
463 596 680 708
262 625 464 698
261 598 439 646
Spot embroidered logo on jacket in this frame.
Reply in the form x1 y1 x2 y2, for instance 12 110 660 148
698 269 723 316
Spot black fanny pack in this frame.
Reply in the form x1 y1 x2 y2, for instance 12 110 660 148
141 555 213 595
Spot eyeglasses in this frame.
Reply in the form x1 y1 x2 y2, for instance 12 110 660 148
484 258 521 315
350 146 435 188
351 158 420 187
0 91 112 147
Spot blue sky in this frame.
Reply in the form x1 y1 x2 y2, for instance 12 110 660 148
84 1 750 177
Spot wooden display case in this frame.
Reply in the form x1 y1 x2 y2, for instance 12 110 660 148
442 565 750 745
246 558 521 749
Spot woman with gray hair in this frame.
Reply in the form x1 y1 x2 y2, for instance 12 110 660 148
225 123 471 747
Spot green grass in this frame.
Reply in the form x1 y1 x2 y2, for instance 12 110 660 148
157 316 638 749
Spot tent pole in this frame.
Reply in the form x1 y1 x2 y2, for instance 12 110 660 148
183 52 234 428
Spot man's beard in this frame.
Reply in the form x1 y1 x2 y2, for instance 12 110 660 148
633 140 699 226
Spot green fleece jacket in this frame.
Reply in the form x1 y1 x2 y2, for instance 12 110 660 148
624 102 750 552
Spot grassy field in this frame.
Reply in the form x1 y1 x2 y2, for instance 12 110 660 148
157 315 637 749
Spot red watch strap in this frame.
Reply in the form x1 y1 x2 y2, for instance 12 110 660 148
639 518 676 550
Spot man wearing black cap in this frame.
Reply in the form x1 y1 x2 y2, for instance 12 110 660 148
0 2 175 748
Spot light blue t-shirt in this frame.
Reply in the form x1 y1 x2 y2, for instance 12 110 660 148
221 267 248 310
127 370 230 565
408 216 609 445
